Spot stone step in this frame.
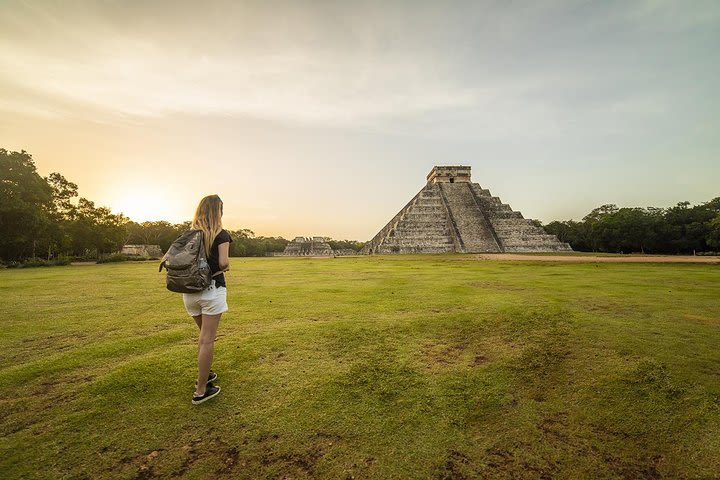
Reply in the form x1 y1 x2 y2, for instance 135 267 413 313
500 233 562 242
484 203 513 212
394 226 449 233
388 235 452 243
404 206 445 213
504 244 573 252
497 234 557 243
412 205 444 211
394 227 449 233
407 202 445 209
397 218 448 225
494 231 533 239
385 231 454 239
493 218 539 226
415 195 444 201
377 245 455 254
476 195 502 205
401 216 446 223
469 185 492 197
493 225 543 234
440 183 501 252
493 226 546 236
380 240 454 248
486 210 524 219
393 240 452 246
402 214 450 222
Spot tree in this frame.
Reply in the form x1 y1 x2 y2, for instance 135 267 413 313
0 149 54 260
582 204 618 252
66 198 128 257
664 201 717 253
227 229 289 256
45 172 78 217
43 172 79 257
125 221 189 251
544 220 591 251
707 214 720 250
593 208 659 253
327 239 365 252
545 198 719 254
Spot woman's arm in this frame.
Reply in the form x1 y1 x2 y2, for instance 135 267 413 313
218 242 230 271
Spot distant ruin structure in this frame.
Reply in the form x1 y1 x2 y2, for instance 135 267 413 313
277 236 334 256
121 244 163 258
362 166 572 254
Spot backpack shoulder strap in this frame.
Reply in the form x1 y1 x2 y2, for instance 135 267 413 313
158 250 170 272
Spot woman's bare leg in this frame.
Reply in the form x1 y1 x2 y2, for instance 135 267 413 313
195 313 221 396
192 315 202 330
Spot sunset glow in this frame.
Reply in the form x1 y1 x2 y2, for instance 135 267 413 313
106 184 188 224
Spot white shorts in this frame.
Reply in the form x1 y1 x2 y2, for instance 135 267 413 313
182 281 228 317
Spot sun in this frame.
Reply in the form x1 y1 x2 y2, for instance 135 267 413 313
107 184 187 224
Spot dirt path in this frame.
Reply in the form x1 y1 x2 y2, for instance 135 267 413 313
474 254 720 264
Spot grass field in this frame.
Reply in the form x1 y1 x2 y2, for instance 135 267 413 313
1 256 719 479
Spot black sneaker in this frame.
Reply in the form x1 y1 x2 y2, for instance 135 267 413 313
192 384 221 405
195 371 218 387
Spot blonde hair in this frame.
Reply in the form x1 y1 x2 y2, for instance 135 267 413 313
192 194 223 258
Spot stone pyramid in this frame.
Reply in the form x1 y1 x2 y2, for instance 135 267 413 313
362 166 572 254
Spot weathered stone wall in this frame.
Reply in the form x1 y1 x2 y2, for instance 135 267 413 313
277 236 334 256
426 165 472 184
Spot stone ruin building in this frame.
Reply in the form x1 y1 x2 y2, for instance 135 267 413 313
277 236 334 256
361 166 572 254
121 244 163 258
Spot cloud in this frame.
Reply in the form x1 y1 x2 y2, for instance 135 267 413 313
6 46 481 123
1 0 717 133
0 1 486 124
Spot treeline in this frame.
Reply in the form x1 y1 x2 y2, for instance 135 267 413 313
125 222 290 257
1 149 128 261
544 200 720 254
125 222 365 256
1 149 358 262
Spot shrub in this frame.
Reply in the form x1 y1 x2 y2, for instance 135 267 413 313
3 256 72 268
96 254 156 264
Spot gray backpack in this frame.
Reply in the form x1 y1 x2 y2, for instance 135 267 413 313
159 230 211 293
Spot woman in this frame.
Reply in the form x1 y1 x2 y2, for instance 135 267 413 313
182 194 232 404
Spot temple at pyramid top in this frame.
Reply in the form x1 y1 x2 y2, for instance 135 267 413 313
426 165 472 184
362 165 572 254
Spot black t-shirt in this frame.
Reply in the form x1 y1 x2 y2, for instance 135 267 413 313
209 229 232 288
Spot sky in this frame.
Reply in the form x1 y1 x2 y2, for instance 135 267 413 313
1 0 718 240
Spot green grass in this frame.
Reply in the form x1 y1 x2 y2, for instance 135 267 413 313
1 256 719 479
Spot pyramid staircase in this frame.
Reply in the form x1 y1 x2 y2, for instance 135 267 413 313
362 166 571 254
366 184 456 254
